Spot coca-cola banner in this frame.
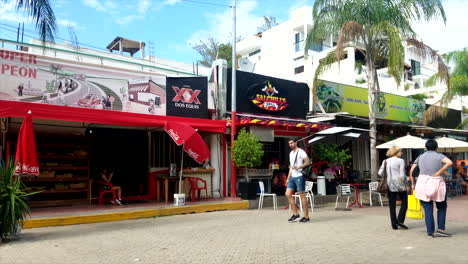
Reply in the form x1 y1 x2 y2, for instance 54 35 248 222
0 48 171 116
166 77 208 119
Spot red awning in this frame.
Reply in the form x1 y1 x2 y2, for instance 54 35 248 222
226 114 331 133
0 100 226 133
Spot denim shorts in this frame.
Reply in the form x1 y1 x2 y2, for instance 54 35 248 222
287 175 305 193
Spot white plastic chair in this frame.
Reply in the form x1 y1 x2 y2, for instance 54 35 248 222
292 181 314 214
335 184 354 208
257 181 277 210
360 181 383 207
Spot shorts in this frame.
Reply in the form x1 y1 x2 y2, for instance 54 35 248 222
287 175 305 193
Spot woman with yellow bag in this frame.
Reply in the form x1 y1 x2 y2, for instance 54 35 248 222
409 139 453 238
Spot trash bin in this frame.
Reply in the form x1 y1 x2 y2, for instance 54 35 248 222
317 176 326 195
239 182 258 200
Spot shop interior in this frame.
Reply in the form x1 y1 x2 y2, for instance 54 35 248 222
4 117 205 208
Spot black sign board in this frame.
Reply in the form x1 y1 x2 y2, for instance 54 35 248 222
166 77 208 119
227 70 309 118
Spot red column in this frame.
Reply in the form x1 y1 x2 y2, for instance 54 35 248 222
222 134 227 197
230 112 237 198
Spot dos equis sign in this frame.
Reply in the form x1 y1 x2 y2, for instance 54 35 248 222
166 77 208 118
250 80 288 111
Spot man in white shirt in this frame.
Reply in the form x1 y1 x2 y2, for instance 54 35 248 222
286 138 310 223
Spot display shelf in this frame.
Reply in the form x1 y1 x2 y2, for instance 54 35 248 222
41 189 88 194
23 177 88 182
39 166 88 171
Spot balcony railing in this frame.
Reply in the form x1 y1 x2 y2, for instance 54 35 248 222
293 39 332 53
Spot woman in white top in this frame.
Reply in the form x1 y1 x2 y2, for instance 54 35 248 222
378 146 408 230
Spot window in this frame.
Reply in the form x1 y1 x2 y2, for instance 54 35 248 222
249 49 261 57
294 66 304 74
411 59 421 76
310 40 324 52
294 33 302 52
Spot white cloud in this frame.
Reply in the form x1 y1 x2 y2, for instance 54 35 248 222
188 0 264 46
164 0 182 5
82 0 152 25
0 2 29 23
115 15 143 25
82 0 118 13
137 0 152 14
57 18 83 30
412 0 468 54
54 0 70 8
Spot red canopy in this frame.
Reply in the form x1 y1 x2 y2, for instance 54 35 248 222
14 111 39 175
0 100 226 133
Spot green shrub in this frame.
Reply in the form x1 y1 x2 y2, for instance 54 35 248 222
0 159 37 241
232 128 264 168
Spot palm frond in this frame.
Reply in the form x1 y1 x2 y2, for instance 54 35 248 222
311 51 339 113
455 117 468 130
14 0 57 43
336 21 364 63
423 103 448 126
406 38 449 85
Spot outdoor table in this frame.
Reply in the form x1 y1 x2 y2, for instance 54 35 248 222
347 183 367 208
156 176 181 203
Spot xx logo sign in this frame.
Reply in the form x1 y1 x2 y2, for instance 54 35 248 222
172 86 201 104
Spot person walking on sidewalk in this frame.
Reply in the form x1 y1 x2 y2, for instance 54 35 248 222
410 139 453 238
285 138 310 223
378 146 408 230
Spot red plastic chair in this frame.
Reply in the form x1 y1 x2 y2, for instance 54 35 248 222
188 177 208 200
96 181 117 205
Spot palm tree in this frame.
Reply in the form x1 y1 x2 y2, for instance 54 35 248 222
426 48 468 128
305 0 448 180
7 0 57 42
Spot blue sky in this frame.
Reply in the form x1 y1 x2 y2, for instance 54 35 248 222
0 0 467 65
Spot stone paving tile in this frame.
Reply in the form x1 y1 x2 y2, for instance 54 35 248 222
1 201 468 264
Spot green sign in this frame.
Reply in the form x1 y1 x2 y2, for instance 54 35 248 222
317 80 425 124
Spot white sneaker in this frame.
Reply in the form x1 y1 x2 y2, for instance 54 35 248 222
110 200 115 205
116 199 123 206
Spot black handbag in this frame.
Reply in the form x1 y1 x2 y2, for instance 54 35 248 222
302 164 312 178
377 160 389 193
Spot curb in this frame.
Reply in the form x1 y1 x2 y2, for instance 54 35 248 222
23 201 249 229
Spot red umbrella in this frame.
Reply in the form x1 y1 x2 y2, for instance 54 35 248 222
164 121 210 194
164 121 210 164
14 111 39 176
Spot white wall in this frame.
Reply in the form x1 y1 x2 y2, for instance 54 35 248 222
236 6 467 112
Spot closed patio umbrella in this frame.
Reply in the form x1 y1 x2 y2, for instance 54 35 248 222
14 111 39 176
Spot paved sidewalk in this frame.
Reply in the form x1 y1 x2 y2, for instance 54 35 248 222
2 197 468 264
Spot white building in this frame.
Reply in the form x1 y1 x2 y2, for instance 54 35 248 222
236 6 467 114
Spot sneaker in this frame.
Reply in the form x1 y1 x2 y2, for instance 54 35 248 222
436 230 452 237
427 233 436 238
116 199 123 206
288 214 300 222
110 200 115 205
299 217 310 223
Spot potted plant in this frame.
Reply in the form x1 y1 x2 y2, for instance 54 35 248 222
232 128 264 199
0 159 38 242
313 144 352 173
232 128 264 175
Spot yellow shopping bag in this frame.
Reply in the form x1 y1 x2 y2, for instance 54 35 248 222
407 194 424 219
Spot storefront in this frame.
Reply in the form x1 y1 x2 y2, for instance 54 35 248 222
0 48 226 207
308 80 467 181
223 70 330 197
